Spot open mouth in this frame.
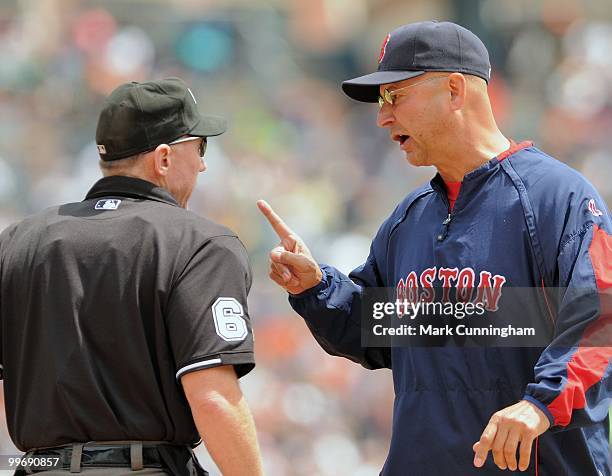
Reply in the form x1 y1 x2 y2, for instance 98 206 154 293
392 133 411 146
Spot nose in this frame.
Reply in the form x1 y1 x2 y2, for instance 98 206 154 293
377 103 394 128
199 158 206 172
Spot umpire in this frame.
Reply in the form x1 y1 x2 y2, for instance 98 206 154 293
0 78 263 475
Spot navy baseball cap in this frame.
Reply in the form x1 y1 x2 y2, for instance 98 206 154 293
96 77 227 161
342 21 491 103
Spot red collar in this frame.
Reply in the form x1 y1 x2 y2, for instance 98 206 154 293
497 139 533 162
443 139 533 211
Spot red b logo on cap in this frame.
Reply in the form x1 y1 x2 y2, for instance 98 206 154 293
378 33 391 64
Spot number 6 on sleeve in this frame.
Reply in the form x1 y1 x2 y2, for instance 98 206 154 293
212 297 248 342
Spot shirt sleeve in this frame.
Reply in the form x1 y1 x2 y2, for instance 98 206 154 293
524 195 612 430
289 235 392 370
166 234 255 381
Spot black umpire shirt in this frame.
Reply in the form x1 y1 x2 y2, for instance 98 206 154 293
0 176 255 451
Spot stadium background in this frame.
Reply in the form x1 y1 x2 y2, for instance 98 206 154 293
0 0 610 474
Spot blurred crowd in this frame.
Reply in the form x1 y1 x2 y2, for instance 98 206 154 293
0 0 610 474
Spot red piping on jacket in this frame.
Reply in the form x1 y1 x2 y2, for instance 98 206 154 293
546 225 612 426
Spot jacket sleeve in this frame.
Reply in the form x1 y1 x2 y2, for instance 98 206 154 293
288 240 392 370
523 194 612 430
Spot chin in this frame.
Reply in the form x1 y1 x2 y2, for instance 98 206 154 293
405 151 429 167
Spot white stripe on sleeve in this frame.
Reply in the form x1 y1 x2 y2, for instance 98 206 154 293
175 358 222 380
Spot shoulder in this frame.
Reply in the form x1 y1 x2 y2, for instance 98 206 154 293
165 209 249 263
504 145 610 249
505 146 599 199
156 206 234 235
0 205 63 245
139 205 242 247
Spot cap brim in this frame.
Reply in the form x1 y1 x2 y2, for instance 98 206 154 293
190 115 227 137
342 70 425 102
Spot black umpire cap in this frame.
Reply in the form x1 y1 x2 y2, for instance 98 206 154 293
96 77 227 161
342 21 491 103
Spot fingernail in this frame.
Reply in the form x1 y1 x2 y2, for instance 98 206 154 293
474 457 483 467
283 272 291 281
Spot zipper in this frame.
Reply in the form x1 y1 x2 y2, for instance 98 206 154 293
437 213 453 242
431 180 454 243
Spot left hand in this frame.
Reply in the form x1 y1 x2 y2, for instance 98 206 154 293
257 200 323 295
473 399 550 471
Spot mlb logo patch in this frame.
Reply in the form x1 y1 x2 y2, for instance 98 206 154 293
95 199 122 210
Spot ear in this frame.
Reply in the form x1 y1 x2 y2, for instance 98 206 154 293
447 73 467 110
152 144 172 177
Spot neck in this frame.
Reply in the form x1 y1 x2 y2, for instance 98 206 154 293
435 126 510 183
104 170 163 188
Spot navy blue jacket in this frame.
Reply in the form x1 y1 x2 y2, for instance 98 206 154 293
290 146 612 475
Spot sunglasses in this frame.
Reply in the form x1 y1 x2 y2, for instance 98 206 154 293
168 136 208 157
378 75 449 108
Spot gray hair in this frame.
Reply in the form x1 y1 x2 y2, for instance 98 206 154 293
98 154 143 176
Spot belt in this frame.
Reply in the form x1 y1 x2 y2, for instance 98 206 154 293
20 441 208 475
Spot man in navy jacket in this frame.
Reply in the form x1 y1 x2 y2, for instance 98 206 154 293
259 21 611 475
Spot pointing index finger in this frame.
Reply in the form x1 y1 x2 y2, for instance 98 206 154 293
257 200 294 239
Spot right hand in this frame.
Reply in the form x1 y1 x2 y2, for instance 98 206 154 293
257 200 323 295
